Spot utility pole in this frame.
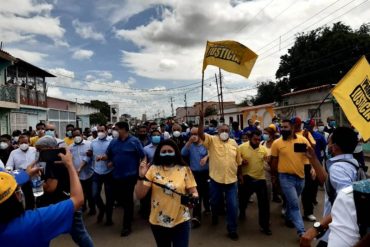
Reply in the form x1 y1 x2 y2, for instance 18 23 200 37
75 98 78 128
219 68 225 123
184 93 188 123
215 73 222 117
170 96 174 117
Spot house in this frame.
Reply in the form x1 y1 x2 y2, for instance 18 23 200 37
273 84 345 125
0 50 55 134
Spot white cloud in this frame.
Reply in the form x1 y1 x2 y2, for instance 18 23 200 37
113 0 369 83
6 48 48 64
72 19 105 42
72 49 94 60
0 0 65 44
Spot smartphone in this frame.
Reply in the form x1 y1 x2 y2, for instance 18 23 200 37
39 148 66 163
294 143 307 153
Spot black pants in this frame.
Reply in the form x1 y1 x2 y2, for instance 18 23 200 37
151 221 190 247
192 170 210 220
81 177 95 212
302 165 318 216
22 181 35 210
239 175 270 229
113 176 137 230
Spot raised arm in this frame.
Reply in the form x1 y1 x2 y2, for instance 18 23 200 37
59 150 84 211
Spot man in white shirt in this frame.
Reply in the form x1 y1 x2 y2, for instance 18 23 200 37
5 135 37 210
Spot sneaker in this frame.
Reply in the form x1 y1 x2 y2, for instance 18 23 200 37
281 208 286 217
120 228 132 237
304 214 317 222
260 228 272 236
228 232 239 241
191 218 201 229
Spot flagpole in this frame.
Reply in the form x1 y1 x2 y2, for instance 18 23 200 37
311 85 335 119
201 71 204 125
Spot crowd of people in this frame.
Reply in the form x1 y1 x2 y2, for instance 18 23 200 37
0 113 369 247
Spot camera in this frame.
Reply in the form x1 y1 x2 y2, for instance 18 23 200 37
181 195 199 208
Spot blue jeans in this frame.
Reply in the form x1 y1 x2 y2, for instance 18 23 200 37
209 179 238 233
92 172 114 222
70 210 94 247
279 173 305 235
151 221 190 247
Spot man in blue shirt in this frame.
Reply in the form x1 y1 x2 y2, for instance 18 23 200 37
106 121 145 237
70 128 95 215
144 129 161 163
242 119 256 135
89 125 114 226
181 126 209 228
0 150 84 247
230 122 243 145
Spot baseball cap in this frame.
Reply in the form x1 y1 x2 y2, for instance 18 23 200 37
0 169 30 204
268 124 277 132
290 116 302 126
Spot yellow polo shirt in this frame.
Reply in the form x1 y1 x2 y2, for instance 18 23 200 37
238 142 267 179
203 134 242 184
270 135 311 179
64 137 74 146
30 136 40 146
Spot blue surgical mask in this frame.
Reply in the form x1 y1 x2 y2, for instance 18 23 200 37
262 134 270 142
151 136 161 144
45 130 55 137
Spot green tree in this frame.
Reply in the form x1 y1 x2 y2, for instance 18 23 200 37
276 22 370 90
204 106 218 117
89 100 111 120
89 112 108 125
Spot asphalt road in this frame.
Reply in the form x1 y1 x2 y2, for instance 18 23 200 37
52 190 326 247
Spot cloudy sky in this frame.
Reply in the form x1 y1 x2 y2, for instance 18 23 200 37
1 0 368 118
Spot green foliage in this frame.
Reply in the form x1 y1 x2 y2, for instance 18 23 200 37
89 112 108 125
204 106 218 117
89 100 111 120
276 22 370 90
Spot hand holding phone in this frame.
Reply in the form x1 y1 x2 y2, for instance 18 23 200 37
294 143 307 153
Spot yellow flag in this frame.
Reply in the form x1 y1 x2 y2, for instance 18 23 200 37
202 40 258 78
332 56 370 140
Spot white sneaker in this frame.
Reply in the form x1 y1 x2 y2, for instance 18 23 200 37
281 208 286 217
305 214 316 222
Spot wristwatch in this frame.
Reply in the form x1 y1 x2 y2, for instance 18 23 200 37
313 222 327 238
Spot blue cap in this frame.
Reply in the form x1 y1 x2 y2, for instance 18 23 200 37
0 168 30 186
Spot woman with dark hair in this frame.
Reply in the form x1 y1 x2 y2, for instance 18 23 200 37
135 139 198 247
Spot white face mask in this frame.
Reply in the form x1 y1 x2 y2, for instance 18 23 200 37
318 126 325 132
45 130 55 138
112 130 119 138
0 142 9 150
19 143 29 151
74 136 83 144
219 132 229 141
172 131 181 138
97 132 106 139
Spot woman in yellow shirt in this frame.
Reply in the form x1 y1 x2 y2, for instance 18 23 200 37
135 139 198 247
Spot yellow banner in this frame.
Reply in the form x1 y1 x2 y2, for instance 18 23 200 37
332 56 370 140
202 40 258 78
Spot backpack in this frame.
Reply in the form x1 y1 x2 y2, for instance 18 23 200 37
353 179 370 239
325 159 367 205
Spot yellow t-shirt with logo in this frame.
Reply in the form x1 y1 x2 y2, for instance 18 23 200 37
143 165 197 228
238 142 268 179
64 137 74 146
30 136 40 147
270 135 311 179
203 134 242 184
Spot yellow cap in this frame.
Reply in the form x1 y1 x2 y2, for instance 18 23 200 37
268 124 277 132
0 172 17 204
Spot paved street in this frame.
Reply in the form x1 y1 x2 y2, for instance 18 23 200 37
52 190 325 247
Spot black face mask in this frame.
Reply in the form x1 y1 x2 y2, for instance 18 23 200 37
159 156 176 166
250 142 259 149
281 130 291 140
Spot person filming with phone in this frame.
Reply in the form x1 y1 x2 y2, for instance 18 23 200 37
271 118 311 238
35 136 94 247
